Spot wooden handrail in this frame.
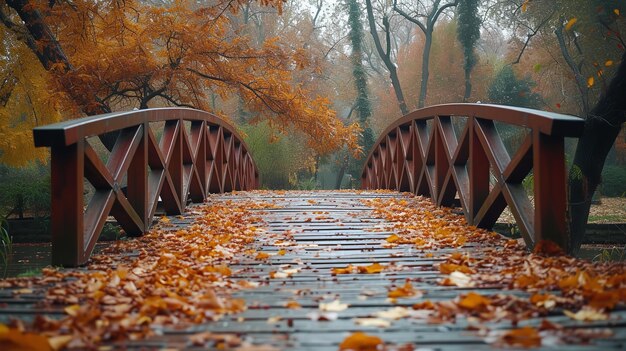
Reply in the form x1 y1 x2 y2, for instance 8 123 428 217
34 108 259 266
361 103 584 251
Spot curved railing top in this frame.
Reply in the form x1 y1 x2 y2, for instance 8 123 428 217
362 103 585 253
371 103 583 151
34 107 244 148
34 107 258 266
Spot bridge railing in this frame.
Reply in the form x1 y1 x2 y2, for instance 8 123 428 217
361 103 584 251
34 108 259 266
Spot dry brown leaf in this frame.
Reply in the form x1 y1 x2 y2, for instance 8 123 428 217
500 326 541 348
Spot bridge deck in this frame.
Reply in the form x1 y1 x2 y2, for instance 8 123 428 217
1 191 625 350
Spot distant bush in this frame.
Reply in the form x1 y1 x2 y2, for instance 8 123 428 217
601 165 626 197
0 162 51 219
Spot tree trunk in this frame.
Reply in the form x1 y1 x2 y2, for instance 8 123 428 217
418 31 433 108
365 0 409 116
463 67 472 102
6 0 71 71
568 50 626 253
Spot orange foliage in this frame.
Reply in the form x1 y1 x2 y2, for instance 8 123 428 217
5 0 359 157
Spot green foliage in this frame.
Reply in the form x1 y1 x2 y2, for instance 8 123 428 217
296 177 318 190
457 0 481 73
242 121 312 189
0 162 51 219
488 65 543 109
0 219 12 278
600 165 626 197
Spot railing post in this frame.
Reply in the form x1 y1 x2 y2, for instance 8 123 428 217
469 117 489 223
50 141 85 266
127 123 149 232
533 131 569 250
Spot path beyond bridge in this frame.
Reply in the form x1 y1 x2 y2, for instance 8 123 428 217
1 191 625 350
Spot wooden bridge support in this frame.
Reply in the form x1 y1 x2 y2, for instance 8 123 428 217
34 108 259 267
362 103 584 251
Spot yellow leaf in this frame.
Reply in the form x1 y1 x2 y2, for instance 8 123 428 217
565 18 578 31
385 234 400 243
605 60 614 67
615 9 620 16
277 249 286 256
587 76 595 88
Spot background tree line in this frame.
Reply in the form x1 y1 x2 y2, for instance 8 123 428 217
0 0 624 253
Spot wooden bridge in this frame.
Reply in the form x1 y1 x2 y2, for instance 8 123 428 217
1 105 625 350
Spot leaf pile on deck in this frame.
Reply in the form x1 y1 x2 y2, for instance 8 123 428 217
0 199 277 349
362 196 626 348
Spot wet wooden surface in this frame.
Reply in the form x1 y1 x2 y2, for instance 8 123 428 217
1 191 625 350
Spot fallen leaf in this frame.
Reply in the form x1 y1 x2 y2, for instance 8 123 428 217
388 280 419 298
306 311 338 321
285 300 301 309
443 271 474 288
358 263 386 274
500 326 541 348
458 292 491 311
564 308 608 321
339 332 383 351
0 324 52 351
439 263 474 274
319 300 348 312
354 318 391 328
565 18 578 31
374 307 411 320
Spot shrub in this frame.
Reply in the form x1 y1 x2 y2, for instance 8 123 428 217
0 162 51 219
601 165 626 197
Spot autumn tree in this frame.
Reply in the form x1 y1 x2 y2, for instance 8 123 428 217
1 0 360 162
365 0 409 115
495 0 626 252
456 0 481 101
393 0 459 108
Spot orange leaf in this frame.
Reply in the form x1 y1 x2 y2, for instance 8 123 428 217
565 18 578 31
277 249 286 256
331 265 355 275
0 324 53 351
285 300 301 309
256 252 270 260
605 60 614 67
338 332 383 351
439 263 474 274
533 240 564 255
458 292 491 311
388 280 418 299
500 326 541 348
386 234 400 243
587 76 595 88
589 290 620 310
358 263 386 274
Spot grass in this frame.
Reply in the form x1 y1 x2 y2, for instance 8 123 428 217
593 245 626 263
16 268 43 278
587 214 626 223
